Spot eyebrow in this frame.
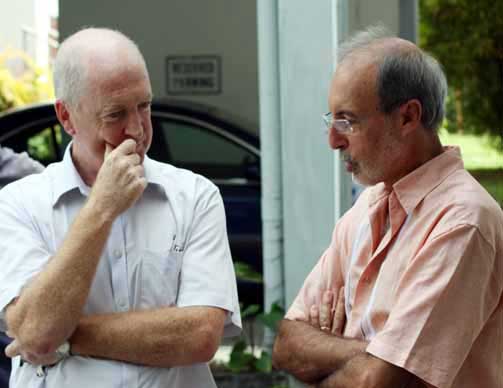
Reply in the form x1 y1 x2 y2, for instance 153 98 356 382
102 96 152 112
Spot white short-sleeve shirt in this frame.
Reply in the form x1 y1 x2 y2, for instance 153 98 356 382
0 147 242 388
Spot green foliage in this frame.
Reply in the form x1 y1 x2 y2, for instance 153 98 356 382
27 125 63 164
241 304 261 319
226 262 285 374
472 170 503 207
234 261 263 283
439 130 503 170
253 351 273 373
226 303 284 373
420 0 503 141
227 340 274 373
257 302 284 332
439 130 503 205
227 340 257 372
0 49 59 165
0 48 54 111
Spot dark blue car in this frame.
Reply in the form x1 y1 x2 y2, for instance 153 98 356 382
0 100 263 386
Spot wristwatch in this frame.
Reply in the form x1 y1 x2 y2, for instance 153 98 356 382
55 341 71 359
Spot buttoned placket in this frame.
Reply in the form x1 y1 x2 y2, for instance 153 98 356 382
108 214 129 312
107 212 136 386
347 190 409 339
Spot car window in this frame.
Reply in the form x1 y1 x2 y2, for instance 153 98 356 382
2 122 67 166
27 125 65 164
154 119 259 181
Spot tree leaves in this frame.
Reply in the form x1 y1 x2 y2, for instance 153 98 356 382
420 0 503 140
234 261 263 283
0 49 54 112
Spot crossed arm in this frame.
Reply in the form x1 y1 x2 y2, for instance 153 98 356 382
68 306 226 367
6 306 227 368
272 289 423 388
4 140 227 367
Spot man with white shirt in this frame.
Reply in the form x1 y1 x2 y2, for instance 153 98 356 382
0 147 43 387
0 27 241 388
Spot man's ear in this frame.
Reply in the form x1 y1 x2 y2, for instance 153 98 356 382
54 100 77 136
398 99 422 135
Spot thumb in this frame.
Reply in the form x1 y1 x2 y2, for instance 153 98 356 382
104 143 114 159
5 340 19 358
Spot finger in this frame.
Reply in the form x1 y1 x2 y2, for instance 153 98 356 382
130 176 148 198
129 165 145 181
104 142 114 159
136 176 148 191
319 290 333 332
115 138 137 155
309 305 319 327
332 287 346 335
27 352 60 366
5 330 14 338
125 152 142 167
5 340 20 358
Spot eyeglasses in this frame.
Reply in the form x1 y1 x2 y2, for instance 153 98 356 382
322 112 354 134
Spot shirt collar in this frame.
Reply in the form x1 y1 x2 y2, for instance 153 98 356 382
391 145 464 214
52 144 166 206
142 155 166 188
52 143 89 206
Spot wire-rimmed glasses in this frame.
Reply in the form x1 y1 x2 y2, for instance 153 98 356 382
322 112 355 134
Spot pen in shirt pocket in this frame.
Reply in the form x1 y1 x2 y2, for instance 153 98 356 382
171 234 184 253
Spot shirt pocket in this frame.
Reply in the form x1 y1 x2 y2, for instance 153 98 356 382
137 248 183 309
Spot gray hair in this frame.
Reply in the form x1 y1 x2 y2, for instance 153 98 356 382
53 28 145 107
338 25 448 131
53 42 86 107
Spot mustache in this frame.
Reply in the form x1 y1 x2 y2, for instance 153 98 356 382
341 153 352 163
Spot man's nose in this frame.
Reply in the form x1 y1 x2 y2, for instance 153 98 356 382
125 111 144 140
328 129 348 150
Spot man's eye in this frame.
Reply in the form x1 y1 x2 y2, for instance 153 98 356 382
139 102 151 111
106 111 123 120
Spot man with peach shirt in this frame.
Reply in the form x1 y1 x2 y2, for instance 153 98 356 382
273 26 503 388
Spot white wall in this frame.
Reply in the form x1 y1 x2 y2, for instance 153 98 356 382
0 0 57 66
277 0 338 305
0 0 35 54
348 0 400 34
59 0 259 132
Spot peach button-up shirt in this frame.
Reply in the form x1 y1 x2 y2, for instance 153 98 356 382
286 147 503 388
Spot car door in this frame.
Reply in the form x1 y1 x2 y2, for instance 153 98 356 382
0 119 66 167
149 111 262 307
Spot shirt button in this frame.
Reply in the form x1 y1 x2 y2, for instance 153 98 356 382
113 249 122 259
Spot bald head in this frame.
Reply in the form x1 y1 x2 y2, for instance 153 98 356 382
54 28 149 107
335 25 448 131
337 25 415 65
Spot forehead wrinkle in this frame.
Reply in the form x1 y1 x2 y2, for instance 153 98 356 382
72 31 148 98
83 55 151 108
329 60 379 116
